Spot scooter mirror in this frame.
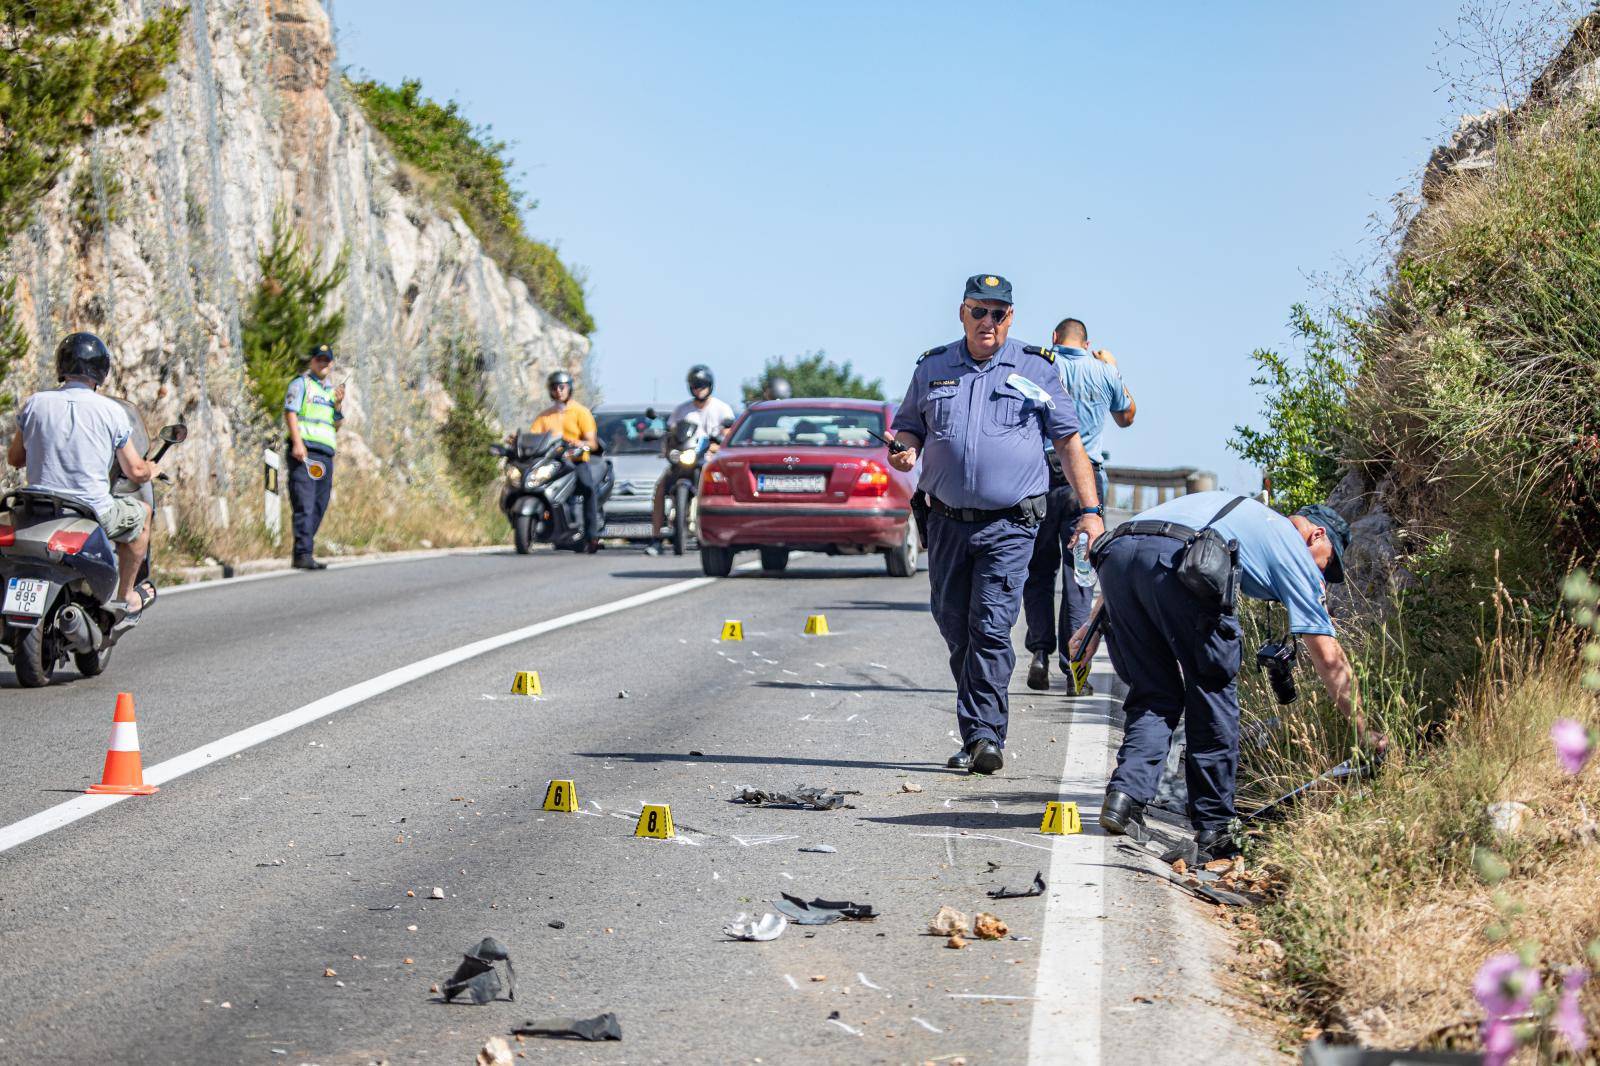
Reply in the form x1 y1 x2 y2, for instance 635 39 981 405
159 424 188 444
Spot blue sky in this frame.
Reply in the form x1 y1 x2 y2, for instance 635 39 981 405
333 1 1469 490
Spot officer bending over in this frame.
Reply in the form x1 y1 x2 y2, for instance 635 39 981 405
889 274 1105 776
1022 317 1135 690
1090 491 1374 860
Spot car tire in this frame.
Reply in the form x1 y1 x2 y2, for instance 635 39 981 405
886 527 919 577
513 513 534 555
759 547 789 573
700 545 734 578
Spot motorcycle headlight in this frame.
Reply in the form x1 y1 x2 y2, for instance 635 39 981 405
677 451 697 467
532 462 559 483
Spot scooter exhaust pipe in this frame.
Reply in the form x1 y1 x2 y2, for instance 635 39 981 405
56 604 101 654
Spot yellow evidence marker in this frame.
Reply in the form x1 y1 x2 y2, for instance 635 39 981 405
719 620 744 642
1069 659 1092 696
542 779 578 812
802 614 830 636
1040 801 1082 835
635 803 676 839
511 671 543 696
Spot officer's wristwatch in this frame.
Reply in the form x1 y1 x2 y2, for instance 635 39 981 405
1076 505 1105 518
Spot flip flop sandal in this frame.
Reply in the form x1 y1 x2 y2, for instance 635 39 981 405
124 579 158 617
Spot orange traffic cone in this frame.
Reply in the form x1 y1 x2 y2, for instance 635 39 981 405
86 693 158 795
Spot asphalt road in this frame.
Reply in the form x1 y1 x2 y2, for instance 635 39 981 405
0 547 1279 1065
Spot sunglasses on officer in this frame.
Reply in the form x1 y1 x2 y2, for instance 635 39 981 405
964 303 1011 322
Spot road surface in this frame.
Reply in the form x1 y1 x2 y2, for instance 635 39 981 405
0 548 1278 1064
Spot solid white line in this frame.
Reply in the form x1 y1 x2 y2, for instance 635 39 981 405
1027 652 1117 1066
0 573 719 856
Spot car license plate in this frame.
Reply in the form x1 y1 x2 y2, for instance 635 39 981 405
3 577 48 616
758 474 825 494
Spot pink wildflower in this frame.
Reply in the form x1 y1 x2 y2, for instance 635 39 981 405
1553 967 1590 1054
1475 953 1538 1016
1551 718 1593 774
1483 1017 1519 1066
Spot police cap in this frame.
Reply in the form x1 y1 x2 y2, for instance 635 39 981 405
1295 503 1350 584
308 343 336 363
963 274 1013 305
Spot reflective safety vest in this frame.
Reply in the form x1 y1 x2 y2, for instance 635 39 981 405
295 374 338 454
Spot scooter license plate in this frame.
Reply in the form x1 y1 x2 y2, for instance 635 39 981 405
3 577 48 617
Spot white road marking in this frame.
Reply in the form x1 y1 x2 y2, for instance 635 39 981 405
826 1019 862 1037
1027 654 1117 1066
856 972 885 991
949 993 1036 1001
912 1017 943 1033
783 974 799 990
0 573 723 856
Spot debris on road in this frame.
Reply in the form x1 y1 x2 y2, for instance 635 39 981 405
513 1013 622 1042
442 937 517 1005
928 905 969 937
430 887 445 900
987 871 1046 899
323 967 338 977
547 920 565 930
900 781 923 793
946 934 968 949
617 690 630 699
477 1036 514 1065
973 912 1008 940
255 859 284 867
723 912 787 941
732 785 859 810
798 844 836 854
772 893 876 925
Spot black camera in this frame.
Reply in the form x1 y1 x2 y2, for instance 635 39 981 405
1255 635 1299 705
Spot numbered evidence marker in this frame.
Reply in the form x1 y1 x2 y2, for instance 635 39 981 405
802 614 830 636
719 620 744 642
511 671 543 696
634 803 676 839
1069 659 1092 696
1040 800 1082 835
542 779 578 812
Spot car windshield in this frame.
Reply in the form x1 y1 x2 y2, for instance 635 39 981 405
728 407 885 449
596 410 668 455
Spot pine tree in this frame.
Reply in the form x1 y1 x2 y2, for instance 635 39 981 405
241 209 349 419
742 351 885 402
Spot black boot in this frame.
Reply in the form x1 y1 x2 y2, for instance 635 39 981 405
1099 789 1149 841
292 555 318 571
947 741 974 770
1194 827 1242 862
1026 649 1050 690
968 739 1004 776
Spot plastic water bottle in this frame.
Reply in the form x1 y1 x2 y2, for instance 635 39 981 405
1072 532 1097 589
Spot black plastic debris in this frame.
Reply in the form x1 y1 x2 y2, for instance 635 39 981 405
771 892 876 925
547 920 566 930
514 1013 622 1042
1301 1037 1481 1065
732 785 859 810
798 845 837 854
987 871 1046 899
442 937 516 1005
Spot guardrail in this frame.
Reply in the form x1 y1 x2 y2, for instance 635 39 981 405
1103 466 1217 526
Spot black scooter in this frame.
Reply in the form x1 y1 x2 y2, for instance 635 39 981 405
492 430 615 555
1 421 186 687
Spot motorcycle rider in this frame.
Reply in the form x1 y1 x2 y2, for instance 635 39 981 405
5 333 161 614
646 365 736 555
523 369 604 553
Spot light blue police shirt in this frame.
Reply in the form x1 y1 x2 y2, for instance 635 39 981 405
890 337 1080 511
1054 346 1129 461
1134 490 1335 636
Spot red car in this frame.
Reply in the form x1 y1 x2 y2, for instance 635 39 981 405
696 398 920 577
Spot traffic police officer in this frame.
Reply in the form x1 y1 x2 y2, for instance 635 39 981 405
1091 491 1377 858
1022 317 1135 690
889 274 1106 775
284 343 344 570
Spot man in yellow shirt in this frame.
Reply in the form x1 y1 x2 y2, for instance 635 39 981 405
527 369 604 553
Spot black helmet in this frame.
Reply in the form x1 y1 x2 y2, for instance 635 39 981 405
55 332 112 386
547 369 573 396
767 376 793 400
687 364 714 393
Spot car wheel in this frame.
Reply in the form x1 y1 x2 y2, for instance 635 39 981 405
886 527 918 577
700 545 734 578
759 547 789 573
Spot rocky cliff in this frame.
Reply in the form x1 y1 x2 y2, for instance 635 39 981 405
0 0 588 497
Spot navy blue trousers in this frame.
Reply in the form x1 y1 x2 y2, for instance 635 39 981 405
1022 484 1094 659
1098 532 1243 831
288 450 334 559
926 512 1037 748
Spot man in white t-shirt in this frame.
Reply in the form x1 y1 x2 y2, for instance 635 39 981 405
646 364 735 554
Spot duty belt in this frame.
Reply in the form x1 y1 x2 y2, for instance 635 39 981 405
928 494 1046 525
1114 519 1198 542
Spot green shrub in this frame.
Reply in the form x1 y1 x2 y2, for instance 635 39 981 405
240 209 348 421
437 334 501 496
349 77 593 335
741 351 885 403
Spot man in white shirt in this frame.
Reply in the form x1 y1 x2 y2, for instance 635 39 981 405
646 364 735 554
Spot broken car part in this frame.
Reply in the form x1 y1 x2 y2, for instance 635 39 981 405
441 936 516 1005
513 1013 622 1042
987 871 1046 899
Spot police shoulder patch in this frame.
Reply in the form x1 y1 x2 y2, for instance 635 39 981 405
1021 344 1056 364
917 344 948 362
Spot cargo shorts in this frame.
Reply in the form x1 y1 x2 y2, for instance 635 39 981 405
100 495 148 544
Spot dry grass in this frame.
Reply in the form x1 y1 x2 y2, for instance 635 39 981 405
1250 627 1600 1057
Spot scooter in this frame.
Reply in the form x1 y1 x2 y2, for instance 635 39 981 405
492 430 615 555
1 421 187 687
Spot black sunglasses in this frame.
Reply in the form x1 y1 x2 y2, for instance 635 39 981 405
965 304 1010 322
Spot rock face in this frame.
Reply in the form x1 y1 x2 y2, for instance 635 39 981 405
0 0 588 493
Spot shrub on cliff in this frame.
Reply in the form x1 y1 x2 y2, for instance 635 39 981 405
241 210 348 421
437 334 501 496
348 77 593 336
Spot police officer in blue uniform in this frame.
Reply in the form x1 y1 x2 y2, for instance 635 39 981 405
284 343 344 570
1090 491 1379 859
889 274 1106 775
